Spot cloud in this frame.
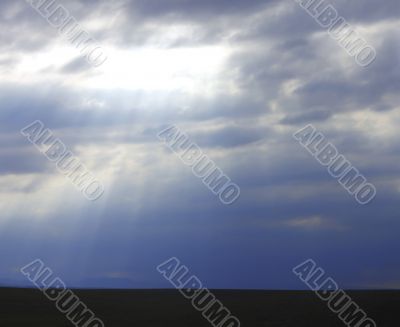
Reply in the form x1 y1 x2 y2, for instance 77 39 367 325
0 0 399 290
284 215 346 231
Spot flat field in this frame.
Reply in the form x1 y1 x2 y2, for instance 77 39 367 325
0 288 397 326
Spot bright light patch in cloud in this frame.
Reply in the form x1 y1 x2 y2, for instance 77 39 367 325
87 46 230 92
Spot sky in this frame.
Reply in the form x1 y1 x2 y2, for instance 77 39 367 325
0 0 399 289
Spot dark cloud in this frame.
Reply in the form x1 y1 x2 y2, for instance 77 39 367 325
192 125 266 148
61 57 93 73
125 0 272 20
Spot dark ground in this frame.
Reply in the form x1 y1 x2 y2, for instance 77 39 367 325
0 288 398 326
